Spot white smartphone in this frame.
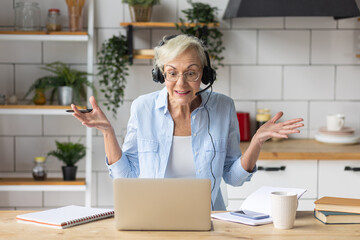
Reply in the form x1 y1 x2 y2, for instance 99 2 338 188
230 210 269 220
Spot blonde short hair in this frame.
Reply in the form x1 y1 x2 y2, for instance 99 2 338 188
153 34 208 73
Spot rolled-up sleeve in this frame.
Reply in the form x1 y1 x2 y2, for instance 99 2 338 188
105 100 140 179
222 100 256 186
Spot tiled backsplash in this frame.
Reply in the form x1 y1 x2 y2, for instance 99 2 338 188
0 0 360 209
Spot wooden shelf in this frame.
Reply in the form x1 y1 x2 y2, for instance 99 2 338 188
0 105 86 109
0 105 87 115
0 178 86 191
0 31 89 41
120 22 219 28
0 178 85 186
121 22 220 63
0 0 94 206
0 31 87 35
133 49 154 59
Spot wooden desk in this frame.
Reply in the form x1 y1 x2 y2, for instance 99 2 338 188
1 211 359 239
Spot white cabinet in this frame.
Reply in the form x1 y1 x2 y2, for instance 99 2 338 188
319 160 360 199
0 0 94 207
226 160 318 211
226 159 360 211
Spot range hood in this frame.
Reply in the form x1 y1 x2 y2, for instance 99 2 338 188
223 0 360 19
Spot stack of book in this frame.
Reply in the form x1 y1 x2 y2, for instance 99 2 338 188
314 196 360 224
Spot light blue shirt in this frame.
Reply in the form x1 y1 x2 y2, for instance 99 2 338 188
106 87 255 210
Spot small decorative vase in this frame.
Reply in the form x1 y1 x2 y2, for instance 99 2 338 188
58 86 73 105
33 89 46 105
62 166 77 181
129 5 152 22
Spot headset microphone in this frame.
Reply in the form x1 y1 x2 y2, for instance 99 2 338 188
195 81 214 96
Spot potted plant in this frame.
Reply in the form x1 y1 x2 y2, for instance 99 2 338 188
122 0 160 22
42 62 96 105
47 141 86 181
23 76 57 105
176 0 225 68
97 34 131 118
24 62 96 106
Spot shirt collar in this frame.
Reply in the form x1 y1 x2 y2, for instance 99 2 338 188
155 87 168 113
155 87 212 114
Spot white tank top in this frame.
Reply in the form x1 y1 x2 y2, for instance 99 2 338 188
164 136 196 178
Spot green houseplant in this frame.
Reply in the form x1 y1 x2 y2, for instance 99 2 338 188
176 0 225 68
122 0 160 22
23 76 57 105
97 34 131 118
48 141 86 181
24 62 96 106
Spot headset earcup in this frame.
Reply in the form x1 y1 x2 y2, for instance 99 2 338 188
201 67 210 85
152 68 164 83
202 50 216 85
209 67 216 83
201 66 216 85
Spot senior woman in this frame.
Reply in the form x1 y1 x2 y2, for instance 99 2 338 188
71 34 304 210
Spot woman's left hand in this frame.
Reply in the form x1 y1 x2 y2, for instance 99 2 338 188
253 111 304 145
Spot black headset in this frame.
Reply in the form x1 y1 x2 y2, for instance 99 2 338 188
152 35 216 95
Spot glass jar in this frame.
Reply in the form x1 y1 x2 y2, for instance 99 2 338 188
46 8 62 32
15 2 41 31
32 157 47 181
256 108 271 130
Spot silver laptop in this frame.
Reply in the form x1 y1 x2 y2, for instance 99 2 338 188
113 178 211 231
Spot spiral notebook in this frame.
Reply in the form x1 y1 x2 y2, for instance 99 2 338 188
16 205 114 229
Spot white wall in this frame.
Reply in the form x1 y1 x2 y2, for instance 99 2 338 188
1 0 360 209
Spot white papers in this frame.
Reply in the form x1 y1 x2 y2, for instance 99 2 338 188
211 212 273 226
211 186 307 226
240 186 307 216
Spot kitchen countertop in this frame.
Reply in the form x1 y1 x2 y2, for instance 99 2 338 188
240 139 360 160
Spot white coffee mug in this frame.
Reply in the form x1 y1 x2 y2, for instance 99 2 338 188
271 191 298 229
326 114 345 131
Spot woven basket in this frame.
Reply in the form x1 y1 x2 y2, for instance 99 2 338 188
129 5 152 22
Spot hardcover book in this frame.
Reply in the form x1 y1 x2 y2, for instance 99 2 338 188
314 197 360 214
314 210 360 224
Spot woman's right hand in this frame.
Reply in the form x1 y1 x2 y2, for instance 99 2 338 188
71 96 112 134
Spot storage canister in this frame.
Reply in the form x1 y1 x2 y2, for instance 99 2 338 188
15 2 41 31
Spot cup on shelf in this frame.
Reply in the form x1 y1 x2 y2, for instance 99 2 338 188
326 114 345 131
7 95 18 105
271 191 298 229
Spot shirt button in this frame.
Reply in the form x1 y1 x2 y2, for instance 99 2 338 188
193 133 197 137
198 170 201 174
195 152 198 155
192 116 196 120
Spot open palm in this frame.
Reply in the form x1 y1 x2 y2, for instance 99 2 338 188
255 112 304 144
71 96 112 133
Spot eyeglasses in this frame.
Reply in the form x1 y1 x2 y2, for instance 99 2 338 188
164 70 201 82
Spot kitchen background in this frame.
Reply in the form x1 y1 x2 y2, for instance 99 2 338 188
0 0 360 210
